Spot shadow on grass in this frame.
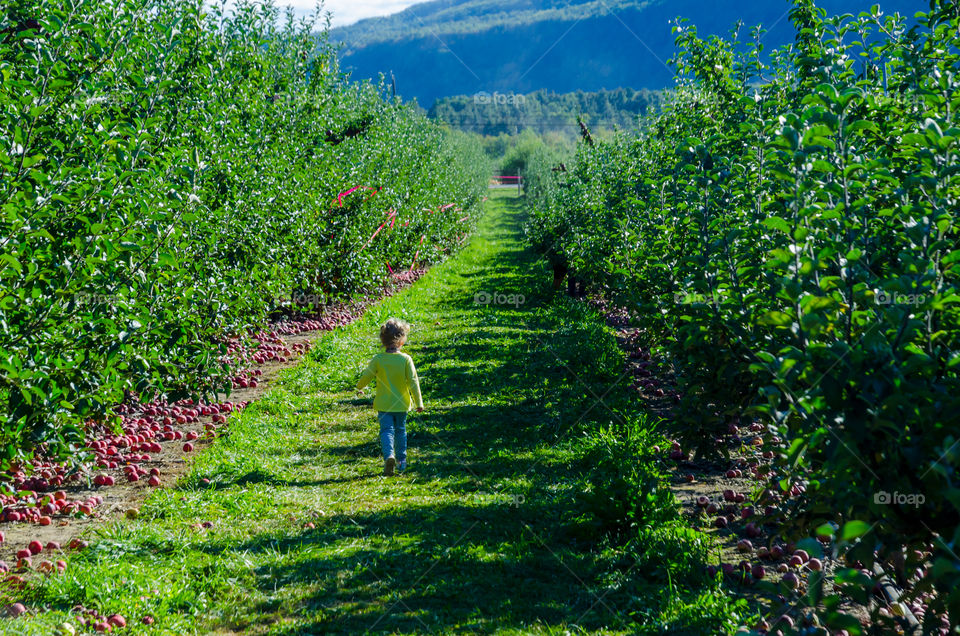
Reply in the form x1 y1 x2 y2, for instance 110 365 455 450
206 194 680 634
208 500 646 634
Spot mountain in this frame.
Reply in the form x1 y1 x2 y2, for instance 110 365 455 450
329 0 920 107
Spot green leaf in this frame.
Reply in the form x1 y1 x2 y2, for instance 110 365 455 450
759 311 794 327
840 520 871 541
762 217 791 234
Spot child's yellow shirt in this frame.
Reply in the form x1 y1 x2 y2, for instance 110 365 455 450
357 352 424 412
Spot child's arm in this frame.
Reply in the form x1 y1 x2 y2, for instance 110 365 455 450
406 358 424 412
356 358 377 390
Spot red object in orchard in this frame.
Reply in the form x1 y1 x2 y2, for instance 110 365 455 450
183 443 194 452
782 572 800 589
148 476 161 487
38 516 51 526
142 615 155 625
15 549 29 560
5 602 26 617
776 615 795 629
108 614 126 628
808 558 823 571
736 539 753 553
27 541 42 555
93 474 115 487
751 564 765 579
714 517 728 529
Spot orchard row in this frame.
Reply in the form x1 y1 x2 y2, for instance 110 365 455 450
526 1 959 633
0 0 488 465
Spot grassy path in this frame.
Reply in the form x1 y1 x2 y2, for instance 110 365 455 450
13 192 739 635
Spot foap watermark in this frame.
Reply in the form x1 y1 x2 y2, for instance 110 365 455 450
469 492 525 507
876 291 927 306
275 292 330 307
874 491 925 507
474 91 526 106
673 291 723 306
474 291 525 307
75 293 123 306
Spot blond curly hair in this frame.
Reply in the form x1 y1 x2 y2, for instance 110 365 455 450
380 318 411 349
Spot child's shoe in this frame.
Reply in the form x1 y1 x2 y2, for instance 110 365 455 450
384 456 396 476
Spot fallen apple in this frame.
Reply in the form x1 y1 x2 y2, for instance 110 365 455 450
5 602 26 617
782 572 799 589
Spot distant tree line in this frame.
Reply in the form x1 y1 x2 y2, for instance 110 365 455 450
428 88 664 137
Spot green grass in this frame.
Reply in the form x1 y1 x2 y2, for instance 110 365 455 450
6 191 745 634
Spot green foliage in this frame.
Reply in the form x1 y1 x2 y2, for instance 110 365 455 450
478 129 573 178
0 0 489 463
525 0 960 628
576 420 676 540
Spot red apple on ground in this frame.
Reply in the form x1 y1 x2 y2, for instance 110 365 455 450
782 572 799 589
5 602 26 617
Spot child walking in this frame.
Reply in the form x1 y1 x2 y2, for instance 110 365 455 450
356 318 424 476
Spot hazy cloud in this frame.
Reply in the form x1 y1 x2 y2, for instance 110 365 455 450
273 0 425 26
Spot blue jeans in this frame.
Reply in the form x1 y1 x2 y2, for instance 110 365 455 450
378 412 407 463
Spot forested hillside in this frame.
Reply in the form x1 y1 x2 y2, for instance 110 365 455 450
429 88 664 136
331 0 919 105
